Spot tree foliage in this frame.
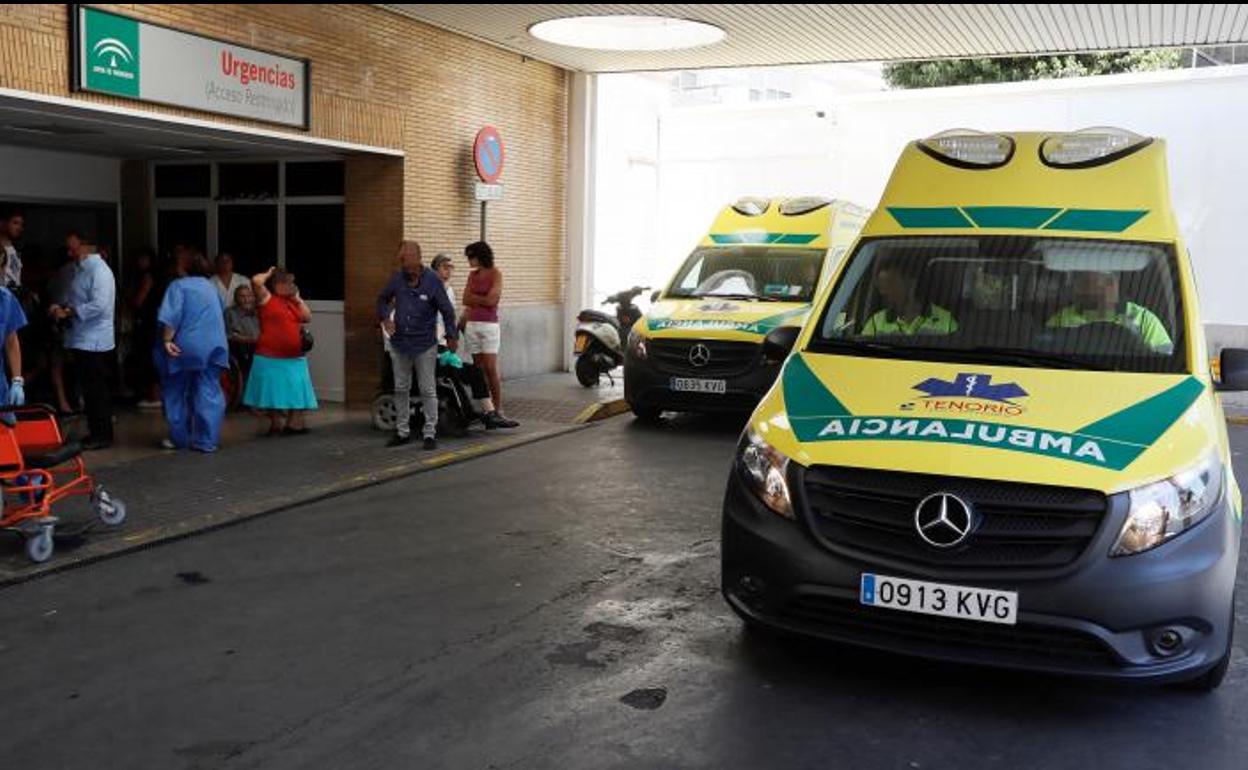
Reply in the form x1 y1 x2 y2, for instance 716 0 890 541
883 50 1184 89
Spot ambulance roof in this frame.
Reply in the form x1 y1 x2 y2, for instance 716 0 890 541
699 197 869 250
864 129 1178 243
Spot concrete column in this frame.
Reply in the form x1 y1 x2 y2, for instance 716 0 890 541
564 71 597 372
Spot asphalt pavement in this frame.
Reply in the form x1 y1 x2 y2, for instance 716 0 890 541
0 414 1244 770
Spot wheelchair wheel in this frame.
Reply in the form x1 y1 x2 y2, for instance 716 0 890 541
372 394 398 432
221 357 245 410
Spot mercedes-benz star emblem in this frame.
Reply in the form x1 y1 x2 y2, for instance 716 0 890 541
688 343 712 367
914 492 974 549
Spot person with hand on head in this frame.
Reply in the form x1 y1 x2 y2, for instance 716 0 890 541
242 266 317 436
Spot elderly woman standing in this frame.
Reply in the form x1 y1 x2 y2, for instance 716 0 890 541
243 266 317 435
156 250 228 452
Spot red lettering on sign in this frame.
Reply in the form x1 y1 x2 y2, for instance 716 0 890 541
221 50 297 91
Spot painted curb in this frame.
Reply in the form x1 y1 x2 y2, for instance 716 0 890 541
574 399 630 424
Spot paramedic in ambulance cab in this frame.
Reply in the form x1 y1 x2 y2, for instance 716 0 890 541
860 257 958 336
1046 271 1172 352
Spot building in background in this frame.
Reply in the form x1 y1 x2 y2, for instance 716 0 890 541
0 4 569 405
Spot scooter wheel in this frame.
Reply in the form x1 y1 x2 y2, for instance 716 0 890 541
93 487 127 527
371 394 398 431
25 527 53 564
575 355 600 388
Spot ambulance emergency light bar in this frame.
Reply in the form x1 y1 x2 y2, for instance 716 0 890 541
779 197 832 216
1040 127 1151 168
732 197 771 216
917 129 1014 168
918 127 1151 170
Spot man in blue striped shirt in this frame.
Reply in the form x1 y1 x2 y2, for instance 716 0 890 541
49 232 116 450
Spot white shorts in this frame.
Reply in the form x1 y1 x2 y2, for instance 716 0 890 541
463 321 501 356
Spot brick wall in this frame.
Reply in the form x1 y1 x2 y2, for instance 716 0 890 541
344 154 404 402
0 4 569 402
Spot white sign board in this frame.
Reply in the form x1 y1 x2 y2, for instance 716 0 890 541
475 182 505 202
73 5 309 129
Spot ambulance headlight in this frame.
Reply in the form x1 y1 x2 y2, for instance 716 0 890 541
1041 127 1150 167
737 426 794 519
1111 454 1224 557
918 129 1014 168
627 328 647 360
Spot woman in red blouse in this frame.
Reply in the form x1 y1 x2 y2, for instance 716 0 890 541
242 266 318 435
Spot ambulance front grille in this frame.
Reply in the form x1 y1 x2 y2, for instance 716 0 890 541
802 466 1108 572
648 339 761 377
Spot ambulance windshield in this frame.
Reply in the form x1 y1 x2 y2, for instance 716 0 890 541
667 246 826 302
811 236 1186 374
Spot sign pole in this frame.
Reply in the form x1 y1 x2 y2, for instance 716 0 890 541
473 126 505 244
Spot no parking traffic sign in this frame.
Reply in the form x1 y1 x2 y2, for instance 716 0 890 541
474 126 505 184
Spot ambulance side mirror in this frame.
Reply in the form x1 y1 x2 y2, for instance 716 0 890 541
1218 348 1248 391
650 290 661 303
763 326 801 364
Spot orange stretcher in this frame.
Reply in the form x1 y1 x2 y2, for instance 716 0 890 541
0 405 126 563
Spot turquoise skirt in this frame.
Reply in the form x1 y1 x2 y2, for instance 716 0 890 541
243 354 319 411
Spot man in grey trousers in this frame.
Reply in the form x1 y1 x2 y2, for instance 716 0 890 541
377 240 458 450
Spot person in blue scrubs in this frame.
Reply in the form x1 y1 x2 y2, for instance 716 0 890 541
156 250 228 452
0 285 27 416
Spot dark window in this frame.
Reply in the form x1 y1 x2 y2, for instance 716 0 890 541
217 205 277 278
217 162 279 200
156 209 208 262
284 204 344 301
285 161 345 197
154 165 210 198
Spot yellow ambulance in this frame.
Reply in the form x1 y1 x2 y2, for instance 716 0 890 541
722 128 1245 690
624 197 869 420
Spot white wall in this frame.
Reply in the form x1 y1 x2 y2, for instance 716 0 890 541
592 74 666 305
657 103 837 286
0 146 119 202
594 64 1248 328
830 65 1248 327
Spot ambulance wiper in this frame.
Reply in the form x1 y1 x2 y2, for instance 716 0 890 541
965 346 1111 371
810 339 935 357
699 293 784 302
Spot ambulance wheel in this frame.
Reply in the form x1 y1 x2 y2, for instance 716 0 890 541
575 356 599 388
93 488 127 526
371 395 397 431
25 527 53 564
1184 653 1231 692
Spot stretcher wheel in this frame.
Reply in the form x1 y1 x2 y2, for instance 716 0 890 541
93 488 127 526
25 527 53 564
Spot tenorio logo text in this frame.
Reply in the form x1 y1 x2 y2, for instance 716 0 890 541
91 37 136 80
